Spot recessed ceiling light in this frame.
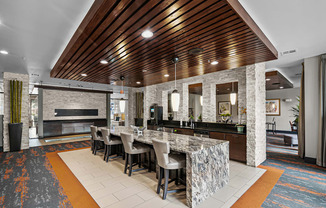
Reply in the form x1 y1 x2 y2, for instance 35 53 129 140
136 81 141 84
211 61 218 65
0 50 9 55
141 30 153 38
164 74 169 77
81 73 87 77
142 69 147 72
100 60 108 64
280 86 284 89
266 78 271 81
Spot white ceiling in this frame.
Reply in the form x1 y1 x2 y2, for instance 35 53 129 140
0 0 325 90
239 0 326 87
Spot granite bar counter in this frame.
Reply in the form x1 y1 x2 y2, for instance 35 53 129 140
109 126 229 208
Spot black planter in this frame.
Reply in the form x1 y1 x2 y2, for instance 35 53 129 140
8 123 23 152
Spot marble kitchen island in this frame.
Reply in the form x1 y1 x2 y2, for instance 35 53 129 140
109 126 229 208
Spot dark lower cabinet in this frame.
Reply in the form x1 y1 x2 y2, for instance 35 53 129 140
210 132 247 163
174 128 194 136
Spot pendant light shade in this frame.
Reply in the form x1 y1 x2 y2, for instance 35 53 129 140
119 99 126 113
171 89 180 112
230 82 237 105
230 93 237 105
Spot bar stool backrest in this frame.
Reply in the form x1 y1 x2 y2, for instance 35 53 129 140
90 126 99 141
152 139 170 169
101 128 110 145
120 132 134 154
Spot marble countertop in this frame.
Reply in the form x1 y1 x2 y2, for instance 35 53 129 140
163 125 246 135
108 126 228 154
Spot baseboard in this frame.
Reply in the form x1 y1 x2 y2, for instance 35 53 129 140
304 157 317 164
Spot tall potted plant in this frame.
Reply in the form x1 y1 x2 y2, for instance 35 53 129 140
9 80 23 152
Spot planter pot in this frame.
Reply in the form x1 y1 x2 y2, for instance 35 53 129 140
9 123 23 152
237 126 245 133
168 116 173 121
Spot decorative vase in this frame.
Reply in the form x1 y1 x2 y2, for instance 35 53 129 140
237 126 245 133
9 123 23 152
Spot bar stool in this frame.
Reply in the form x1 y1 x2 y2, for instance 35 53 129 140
101 129 123 162
152 139 186 200
90 126 103 155
120 132 151 176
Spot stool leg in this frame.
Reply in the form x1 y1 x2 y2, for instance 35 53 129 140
103 145 107 161
175 169 179 185
106 145 111 162
163 169 169 200
124 153 129 174
138 154 141 168
122 145 125 160
148 151 151 172
128 154 133 177
94 141 97 155
157 167 163 194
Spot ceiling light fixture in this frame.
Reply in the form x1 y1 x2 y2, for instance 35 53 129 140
211 61 218 65
280 86 284 89
266 78 271 81
0 50 9 55
164 74 169 77
81 73 87 77
100 60 108 64
141 30 153 38
119 76 126 113
171 56 180 112
230 82 237 105
136 81 141 84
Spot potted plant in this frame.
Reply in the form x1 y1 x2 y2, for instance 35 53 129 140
197 114 202 122
236 107 247 133
8 80 23 152
189 115 195 122
220 113 231 122
291 97 300 126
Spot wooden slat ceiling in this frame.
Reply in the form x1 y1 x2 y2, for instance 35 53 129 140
51 0 278 87
189 83 203 95
265 71 293 91
216 82 238 95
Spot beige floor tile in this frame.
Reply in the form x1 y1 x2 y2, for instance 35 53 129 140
84 182 105 193
197 196 224 208
96 194 119 207
227 176 248 189
233 184 251 198
137 189 158 201
221 196 239 208
134 196 170 208
113 183 148 200
92 183 126 200
211 185 238 202
106 195 144 208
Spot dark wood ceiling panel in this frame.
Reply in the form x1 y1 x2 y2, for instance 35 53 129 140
216 82 238 95
266 71 293 91
51 0 278 87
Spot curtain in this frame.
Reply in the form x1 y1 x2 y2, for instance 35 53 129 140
298 63 305 158
317 54 326 167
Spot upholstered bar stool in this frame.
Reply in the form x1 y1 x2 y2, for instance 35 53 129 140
152 139 186 200
120 132 151 176
101 129 123 162
90 126 103 155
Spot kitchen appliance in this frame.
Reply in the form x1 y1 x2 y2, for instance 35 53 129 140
150 104 163 125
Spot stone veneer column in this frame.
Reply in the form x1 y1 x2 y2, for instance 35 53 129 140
246 63 266 166
144 85 158 127
3 72 29 152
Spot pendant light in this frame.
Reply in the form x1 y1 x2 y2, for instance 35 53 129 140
200 96 203 106
171 56 180 112
119 76 126 113
230 82 237 105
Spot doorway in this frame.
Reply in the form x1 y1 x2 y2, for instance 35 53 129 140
29 94 38 139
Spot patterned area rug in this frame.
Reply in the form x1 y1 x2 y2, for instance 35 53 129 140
0 141 91 207
261 136 326 207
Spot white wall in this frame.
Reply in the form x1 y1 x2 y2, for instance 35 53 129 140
266 88 300 131
304 56 320 159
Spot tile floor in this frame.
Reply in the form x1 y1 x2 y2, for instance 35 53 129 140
59 149 266 208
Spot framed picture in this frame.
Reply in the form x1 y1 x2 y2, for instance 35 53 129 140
266 99 281 116
218 101 231 115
